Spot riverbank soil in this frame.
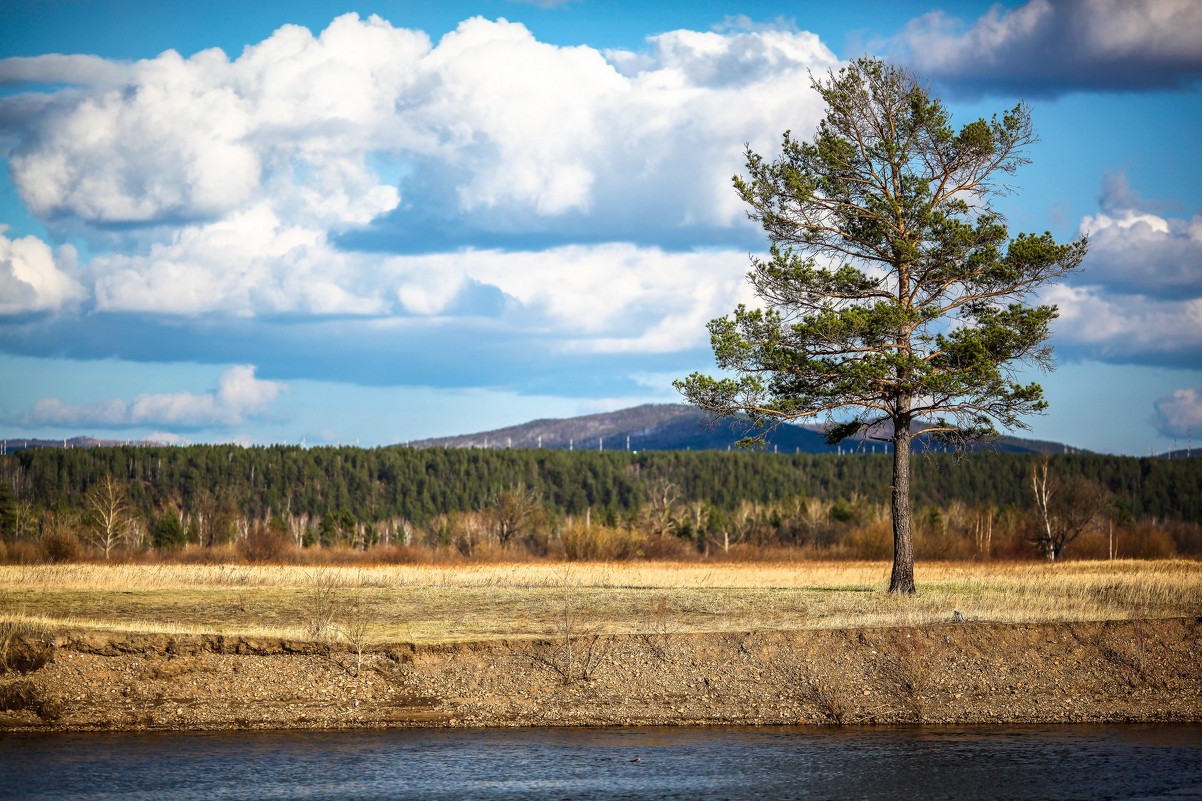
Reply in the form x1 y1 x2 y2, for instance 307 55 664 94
2 618 1199 731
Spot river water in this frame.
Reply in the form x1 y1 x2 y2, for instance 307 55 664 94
3 724 1200 800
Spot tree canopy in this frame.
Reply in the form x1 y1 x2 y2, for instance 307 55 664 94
676 58 1087 592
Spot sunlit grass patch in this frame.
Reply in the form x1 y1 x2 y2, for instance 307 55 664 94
1 560 1198 644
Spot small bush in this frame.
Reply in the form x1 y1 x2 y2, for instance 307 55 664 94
302 572 342 640
847 520 891 560
640 533 694 560
1 541 43 565
559 523 646 560
1116 523 1177 560
151 511 189 550
239 523 291 563
0 679 40 711
39 527 82 563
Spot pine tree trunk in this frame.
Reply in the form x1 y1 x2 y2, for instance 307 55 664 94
889 424 916 594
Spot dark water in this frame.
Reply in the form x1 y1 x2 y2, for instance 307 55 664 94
3 724 1201 800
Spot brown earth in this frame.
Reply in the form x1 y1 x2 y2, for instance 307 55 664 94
2 618 1200 732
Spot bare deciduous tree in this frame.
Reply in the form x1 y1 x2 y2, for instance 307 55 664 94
1030 456 1110 561
486 483 545 546
640 478 681 538
85 475 132 560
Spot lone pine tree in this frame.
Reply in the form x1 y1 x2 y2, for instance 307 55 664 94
676 58 1086 593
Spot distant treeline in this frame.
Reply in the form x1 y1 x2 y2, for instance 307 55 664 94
2 444 1199 526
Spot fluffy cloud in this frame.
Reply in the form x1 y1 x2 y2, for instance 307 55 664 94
1077 175 1202 300
5 16 415 226
892 0 1202 96
90 204 389 316
1042 283 1202 364
80 204 756 339
0 14 834 236
0 231 84 315
0 14 834 348
1153 387 1202 439
22 365 284 428
1041 178 1202 368
388 244 756 352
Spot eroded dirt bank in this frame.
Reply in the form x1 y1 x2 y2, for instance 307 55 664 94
3 618 1199 732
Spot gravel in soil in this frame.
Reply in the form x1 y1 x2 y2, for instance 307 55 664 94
2 618 1199 732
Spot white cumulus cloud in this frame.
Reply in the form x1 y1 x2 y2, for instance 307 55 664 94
1042 176 1202 368
22 365 285 428
0 13 837 349
0 230 85 315
1077 176 1202 300
1043 283 1202 360
1153 387 1202 439
382 244 757 351
91 204 388 316
0 13 834 237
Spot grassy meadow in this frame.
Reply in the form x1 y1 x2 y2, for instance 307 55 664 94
2 560 1200 645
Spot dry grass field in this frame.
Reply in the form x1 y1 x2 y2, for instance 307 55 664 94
1 560 1199 645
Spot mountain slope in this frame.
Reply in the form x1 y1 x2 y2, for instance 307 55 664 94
406 404 1070 454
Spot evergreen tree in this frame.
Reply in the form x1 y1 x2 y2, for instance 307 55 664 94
0 478 17 542
676 58 1086 592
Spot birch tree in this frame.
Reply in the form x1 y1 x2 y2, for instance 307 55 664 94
85 475 132 560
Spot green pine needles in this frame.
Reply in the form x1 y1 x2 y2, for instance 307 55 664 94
676 58 1087 593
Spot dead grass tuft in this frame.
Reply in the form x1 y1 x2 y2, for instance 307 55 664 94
0 620 54 674
0 678 60 719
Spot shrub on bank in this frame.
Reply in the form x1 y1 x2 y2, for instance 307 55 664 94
39 528 82 563
559 522 646 561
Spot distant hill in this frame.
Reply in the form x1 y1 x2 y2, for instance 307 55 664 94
0 436 168 454
1161 448 1200 460
406 403 1076 455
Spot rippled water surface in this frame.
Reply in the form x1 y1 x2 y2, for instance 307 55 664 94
4 724 1201 800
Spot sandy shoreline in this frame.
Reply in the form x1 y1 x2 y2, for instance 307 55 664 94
3 618 1199 732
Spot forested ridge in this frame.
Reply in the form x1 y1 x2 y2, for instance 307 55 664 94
3 444 1198 526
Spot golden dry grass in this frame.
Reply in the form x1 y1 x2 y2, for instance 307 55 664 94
0 560 1198 644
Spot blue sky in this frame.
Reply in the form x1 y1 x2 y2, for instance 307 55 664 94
1 0 1200 454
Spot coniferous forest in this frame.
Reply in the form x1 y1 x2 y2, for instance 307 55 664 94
1 444 1199 563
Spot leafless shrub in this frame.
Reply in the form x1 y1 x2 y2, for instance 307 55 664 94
739 633 856 726
303 571 342 640
527 572 614 685
799 672 849 725
875 630 929 723
299 573 378 676
239 523 291 563
638 595 680 661
0 678 39 711
335 598 373 677
1095 621 1149 687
